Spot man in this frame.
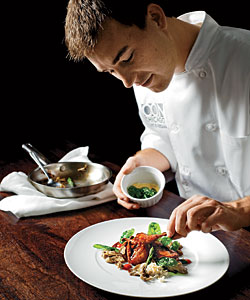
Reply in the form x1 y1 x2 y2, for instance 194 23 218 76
65 0 250 237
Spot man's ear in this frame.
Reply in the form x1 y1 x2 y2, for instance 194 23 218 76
146 3 167 29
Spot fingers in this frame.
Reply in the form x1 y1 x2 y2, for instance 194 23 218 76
200 209 225 232
171 232 184 240
186 203 215 230
113 157 137 200
113 156 140 210
167 196 199 237
117 198 140 210
167 195 220 238
167 210 176 237
113 172 128 201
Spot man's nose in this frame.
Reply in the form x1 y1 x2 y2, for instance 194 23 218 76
113 70 134 88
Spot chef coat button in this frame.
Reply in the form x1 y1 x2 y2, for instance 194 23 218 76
181 166 191 176
199 71 207 78
183 181 191 192
216 166 228 176
205 123 218 132
171 123 180 134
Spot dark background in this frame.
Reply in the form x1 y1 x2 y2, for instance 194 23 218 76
1 1 249 165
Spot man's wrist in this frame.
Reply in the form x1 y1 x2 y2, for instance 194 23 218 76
134 148 170 171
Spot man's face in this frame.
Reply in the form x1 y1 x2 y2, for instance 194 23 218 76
87 14 179 92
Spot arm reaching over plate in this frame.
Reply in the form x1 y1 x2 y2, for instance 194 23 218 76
167 195 250 238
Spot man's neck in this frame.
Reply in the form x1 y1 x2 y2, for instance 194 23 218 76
167 17 201 74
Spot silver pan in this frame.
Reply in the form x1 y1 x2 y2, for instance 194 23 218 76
23 144 112 199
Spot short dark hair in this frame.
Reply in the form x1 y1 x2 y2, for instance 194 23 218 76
65 0 169 61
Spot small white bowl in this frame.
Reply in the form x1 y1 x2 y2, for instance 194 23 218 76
121 166 165 208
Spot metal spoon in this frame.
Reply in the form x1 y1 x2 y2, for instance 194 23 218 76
22 144 61 187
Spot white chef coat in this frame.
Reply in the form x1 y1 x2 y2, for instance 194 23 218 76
133 11 250 202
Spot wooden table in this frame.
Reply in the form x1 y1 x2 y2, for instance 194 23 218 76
0 145 249 300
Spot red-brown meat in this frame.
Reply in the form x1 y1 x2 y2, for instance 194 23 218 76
126 232 167 265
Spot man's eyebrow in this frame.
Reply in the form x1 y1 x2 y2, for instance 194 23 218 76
112 45 129 65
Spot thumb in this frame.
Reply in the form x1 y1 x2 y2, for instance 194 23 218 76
201 212 221 233
121 156 138 175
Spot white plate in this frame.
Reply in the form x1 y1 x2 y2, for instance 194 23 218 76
64 217 229 298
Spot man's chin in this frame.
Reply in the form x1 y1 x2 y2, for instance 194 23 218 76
148 82 170 93
150 75 174 92
149 86 164 93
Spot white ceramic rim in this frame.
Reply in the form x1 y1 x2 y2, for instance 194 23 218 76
121 166 165 203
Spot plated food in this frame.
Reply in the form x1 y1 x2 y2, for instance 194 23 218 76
94 222 191 282
64 217 230 298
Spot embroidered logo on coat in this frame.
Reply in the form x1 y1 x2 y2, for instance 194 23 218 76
141 103 167 128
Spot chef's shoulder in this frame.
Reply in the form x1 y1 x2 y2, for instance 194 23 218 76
211 26 250 86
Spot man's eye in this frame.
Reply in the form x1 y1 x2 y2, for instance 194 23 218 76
122 52 134 63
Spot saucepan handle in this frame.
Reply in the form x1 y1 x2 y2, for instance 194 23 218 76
22 143 51 166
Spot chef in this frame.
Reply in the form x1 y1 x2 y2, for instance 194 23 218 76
65 0 250 237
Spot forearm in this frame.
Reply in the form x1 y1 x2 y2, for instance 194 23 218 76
134 148 170 172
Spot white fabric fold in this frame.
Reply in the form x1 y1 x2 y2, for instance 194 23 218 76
0 147 116 218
